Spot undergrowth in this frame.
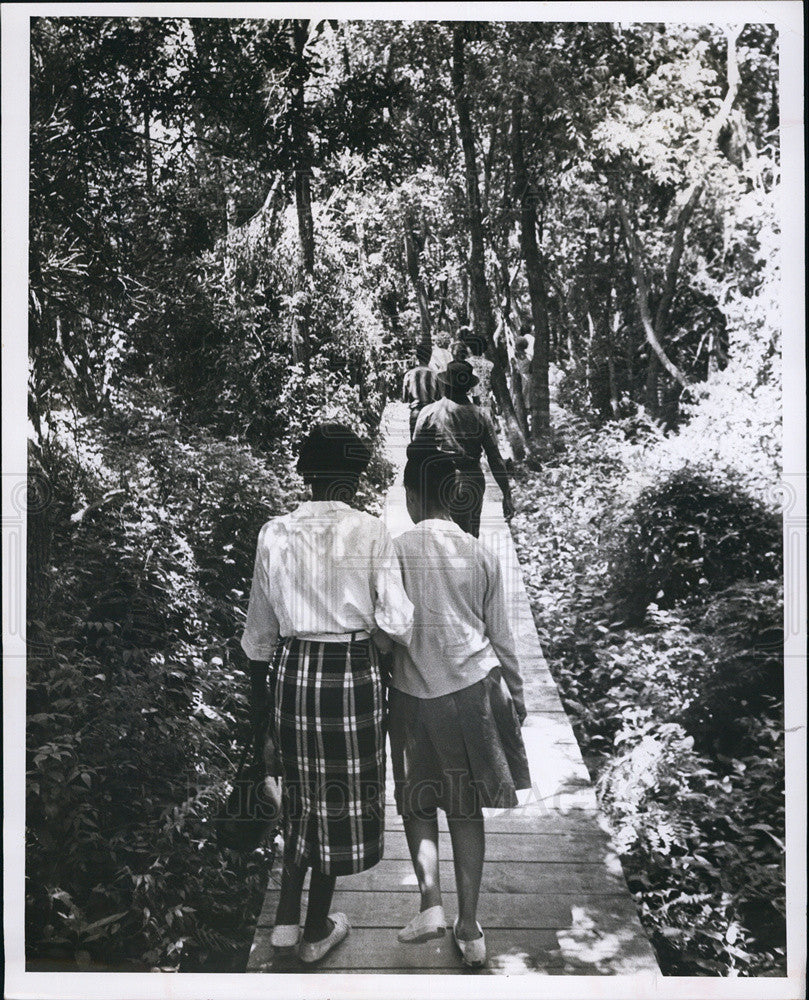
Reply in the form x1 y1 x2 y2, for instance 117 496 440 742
510 405 785 976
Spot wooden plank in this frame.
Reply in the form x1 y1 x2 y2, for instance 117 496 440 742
249 924 657 975
302 858 628 895
382 801 602 835
258 889 644 931
374 828 612 862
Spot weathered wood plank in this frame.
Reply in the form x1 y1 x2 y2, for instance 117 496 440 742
250 923 657 975
256 857 627 899
258 888 644 930
336 859 627 894
380 828 611 862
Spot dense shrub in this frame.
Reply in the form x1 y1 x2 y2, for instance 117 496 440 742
25 375 393 971
610 469 782 623
597 709 785 975
510 400 784 977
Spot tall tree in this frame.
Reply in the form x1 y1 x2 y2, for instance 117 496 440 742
288 18 314 372
510 91 551 440
451 23 526 459
610 25 743 417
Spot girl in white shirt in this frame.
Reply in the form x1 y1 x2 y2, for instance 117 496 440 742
389 442 530 968
242 423 413 964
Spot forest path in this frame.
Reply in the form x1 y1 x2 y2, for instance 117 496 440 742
247 401 659 976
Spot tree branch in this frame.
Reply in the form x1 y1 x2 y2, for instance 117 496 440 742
616 194 691 387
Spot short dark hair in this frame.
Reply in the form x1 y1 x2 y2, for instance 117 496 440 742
466 334 487 357
296 422 371 486
415 343 431 365
403 436 456 510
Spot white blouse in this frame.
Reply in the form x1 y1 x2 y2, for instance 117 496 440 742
241 501 414 661
391 519 525 714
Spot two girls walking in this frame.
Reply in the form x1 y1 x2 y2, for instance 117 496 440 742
241 419 530 968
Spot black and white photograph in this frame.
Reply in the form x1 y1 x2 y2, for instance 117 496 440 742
2 2 805 998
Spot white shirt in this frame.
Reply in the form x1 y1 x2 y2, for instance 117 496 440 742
241 501 414 661
428 346 452 373
391 519 525 712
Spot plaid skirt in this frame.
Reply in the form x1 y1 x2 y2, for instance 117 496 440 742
271 636 386 876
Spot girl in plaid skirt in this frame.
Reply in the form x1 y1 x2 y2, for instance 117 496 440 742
241 423 414 964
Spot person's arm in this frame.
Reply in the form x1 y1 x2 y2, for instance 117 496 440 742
371 524 414 647
401 370 411 404
248 659 270 732
241 524 281 727
483 555 526 723
481 413 514 519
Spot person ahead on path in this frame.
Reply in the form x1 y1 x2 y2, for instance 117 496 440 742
449 339 470 362
388 442 530 968
428 335 453 374
459 328 496 422
414 360 514 537
241 423 414 965
402 344 440 439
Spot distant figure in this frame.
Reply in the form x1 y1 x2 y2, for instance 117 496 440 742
461 330 496 424
428 333 453 373
518 321 535 361
402 344 440 439
449 339 470 362
514 336 532 397
414 360 513 537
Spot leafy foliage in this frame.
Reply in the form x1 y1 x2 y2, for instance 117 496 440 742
27 14 783 977
610 469 782 622
510 397 784 976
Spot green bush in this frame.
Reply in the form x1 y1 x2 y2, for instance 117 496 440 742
26 382 293 970
677 581 783 756
509 404 785 977
597 710 785 976
610 469 782 623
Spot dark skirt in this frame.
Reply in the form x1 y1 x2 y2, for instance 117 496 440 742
271 636 386 876
389 668 531 820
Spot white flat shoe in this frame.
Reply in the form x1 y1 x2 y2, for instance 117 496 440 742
269 923 300 951
453 917 486 968
299 913 350 964
398 904 447 943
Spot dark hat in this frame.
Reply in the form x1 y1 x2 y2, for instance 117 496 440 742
437 360 479 393
296 422 371 478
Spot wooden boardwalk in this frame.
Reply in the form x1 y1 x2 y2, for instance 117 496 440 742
248 402 659 975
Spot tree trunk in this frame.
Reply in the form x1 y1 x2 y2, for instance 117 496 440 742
605 290 621 418
510 92 551 441
143 102 153 192
615 26 741 418
585 311 597 408
644 353 659 414
452 25 526 460
225 190 238 233
289 19 314 372
616 193 690 396
403 208 432 349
